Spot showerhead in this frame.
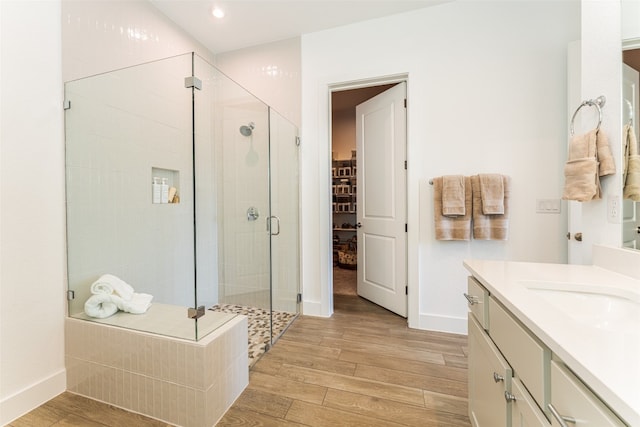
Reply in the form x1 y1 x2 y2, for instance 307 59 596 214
239 122 255 136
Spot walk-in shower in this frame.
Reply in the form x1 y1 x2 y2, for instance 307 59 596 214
64 52 300 345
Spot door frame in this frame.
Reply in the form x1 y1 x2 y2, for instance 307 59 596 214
328 74 409 315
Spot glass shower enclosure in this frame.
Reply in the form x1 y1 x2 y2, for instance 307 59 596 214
64 53 300 344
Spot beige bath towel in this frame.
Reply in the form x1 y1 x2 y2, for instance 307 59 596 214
562 130 601 201
623 124 640 201
596 130 616 176
442 175 466 216
433 176 472 240
471 175 510 240
479 174 504 215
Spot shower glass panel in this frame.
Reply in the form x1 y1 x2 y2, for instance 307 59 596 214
64 54 235 341
194 56 271 314
269 108 301 342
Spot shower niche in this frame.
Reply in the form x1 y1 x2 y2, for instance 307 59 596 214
63 52 300 426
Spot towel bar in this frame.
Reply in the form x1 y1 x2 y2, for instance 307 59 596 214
570 95 605 136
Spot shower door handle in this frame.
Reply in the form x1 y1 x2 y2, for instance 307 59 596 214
267 215 281 236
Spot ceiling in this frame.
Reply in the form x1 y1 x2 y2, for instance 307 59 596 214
149 0 450 54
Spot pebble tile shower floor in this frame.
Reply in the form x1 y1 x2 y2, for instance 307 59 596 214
209 304 298 367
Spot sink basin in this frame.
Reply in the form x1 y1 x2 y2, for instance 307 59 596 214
519 280 640 334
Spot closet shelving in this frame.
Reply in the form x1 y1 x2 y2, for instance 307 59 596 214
332 155 357 268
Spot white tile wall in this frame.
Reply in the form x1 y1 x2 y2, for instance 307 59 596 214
65 315 248 427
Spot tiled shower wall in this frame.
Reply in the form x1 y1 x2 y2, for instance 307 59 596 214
65 316 248 427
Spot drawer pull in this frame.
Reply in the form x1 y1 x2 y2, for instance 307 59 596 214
548 404 576 427
464 293 480 305
493 372 504 383
504 391 517 402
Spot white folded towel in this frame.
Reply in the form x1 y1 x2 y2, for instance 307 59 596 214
91 274 135 300
84 293 119 319
118 293 153 314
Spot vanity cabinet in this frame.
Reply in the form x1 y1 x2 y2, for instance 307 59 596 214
468 314 512 427
466 276 629 427
549 361 626 427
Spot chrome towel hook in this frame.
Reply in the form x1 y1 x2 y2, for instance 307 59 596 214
570 95 606 136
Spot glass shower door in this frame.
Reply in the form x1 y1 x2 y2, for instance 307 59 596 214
268 108 301 343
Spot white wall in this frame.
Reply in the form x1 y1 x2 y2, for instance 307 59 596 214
0 1 66 424
214 38 301 128
300 1 580 332
575 0 623 263
62 0 214 82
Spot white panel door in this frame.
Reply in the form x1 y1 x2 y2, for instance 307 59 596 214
622 63 640 249
356 82 407 317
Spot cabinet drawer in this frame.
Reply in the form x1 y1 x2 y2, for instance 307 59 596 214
468 315 512 427
466 276 489 329
510 377 549 427
550 361 626 426
489 297 550 412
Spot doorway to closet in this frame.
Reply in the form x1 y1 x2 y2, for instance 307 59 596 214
330 81 408 317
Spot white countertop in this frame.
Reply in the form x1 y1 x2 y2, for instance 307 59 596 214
463 259 640 426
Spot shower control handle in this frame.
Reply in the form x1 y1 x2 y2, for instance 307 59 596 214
247 207 260 221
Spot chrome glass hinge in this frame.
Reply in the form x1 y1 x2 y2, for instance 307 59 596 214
188 305 205 319
67 290 75 301
184 76 202 90
63 100 71 110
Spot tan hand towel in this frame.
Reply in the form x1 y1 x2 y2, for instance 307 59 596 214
596 130 616 176
471 175 511 240
623 124 640 201
442 175 466 216
433 176 472 241
562 130 601 202
479 174 504 215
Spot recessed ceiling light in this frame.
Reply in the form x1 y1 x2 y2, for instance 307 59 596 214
212 7 225 19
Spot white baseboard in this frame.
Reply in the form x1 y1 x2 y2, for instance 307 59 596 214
301 299 332 317
415 312 468 335
0 368 66 425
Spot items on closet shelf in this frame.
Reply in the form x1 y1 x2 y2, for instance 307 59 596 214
471 174 511 240
433 175 472 240
623 123 640 201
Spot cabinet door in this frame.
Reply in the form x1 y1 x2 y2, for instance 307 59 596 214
468 315 512 427
550 361 626 427
511 378 550 427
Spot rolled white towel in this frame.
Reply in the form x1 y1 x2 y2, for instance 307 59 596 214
84 293 121 319
90 274 135 300
117 293 153 314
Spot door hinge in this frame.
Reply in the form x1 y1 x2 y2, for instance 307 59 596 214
67 290 75 301
63 100 71 110
404 160 407 170
405 223 408 232
405 286 408 295
296 136 301 147
297 293 302 303
404 98 407 108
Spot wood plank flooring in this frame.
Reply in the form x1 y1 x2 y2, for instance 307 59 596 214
10 295 470 427
217 295 470 426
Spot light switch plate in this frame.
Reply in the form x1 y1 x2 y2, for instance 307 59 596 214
536 198 561 214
